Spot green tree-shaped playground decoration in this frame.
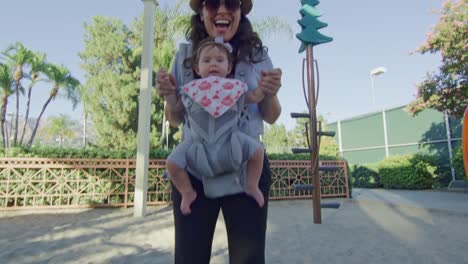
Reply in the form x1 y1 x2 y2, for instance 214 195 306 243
297 0 333 52
292 0 335 224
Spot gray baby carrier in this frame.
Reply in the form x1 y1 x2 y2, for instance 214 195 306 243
175 44 257 198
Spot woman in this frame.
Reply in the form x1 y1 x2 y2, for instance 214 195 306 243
156 0 282 263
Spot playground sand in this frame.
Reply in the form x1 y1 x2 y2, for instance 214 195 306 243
0 198 467 264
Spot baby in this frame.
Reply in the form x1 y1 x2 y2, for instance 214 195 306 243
162 37 266 215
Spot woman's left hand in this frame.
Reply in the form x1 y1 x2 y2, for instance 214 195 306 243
259 68 282 98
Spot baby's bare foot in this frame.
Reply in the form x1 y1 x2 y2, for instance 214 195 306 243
180 191 197 215
246 187 264 208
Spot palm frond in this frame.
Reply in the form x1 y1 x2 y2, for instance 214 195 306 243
1 42 34 67
29 52 48 76
0 64 14 95
253 17 294 40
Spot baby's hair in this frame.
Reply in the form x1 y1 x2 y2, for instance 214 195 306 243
193 37 234 70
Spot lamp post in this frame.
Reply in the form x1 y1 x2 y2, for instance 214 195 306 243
55 137 65 148
7 112 14 147
6 112 22 147
369 67 387 106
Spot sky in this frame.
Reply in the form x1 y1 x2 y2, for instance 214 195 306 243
0 0 444 130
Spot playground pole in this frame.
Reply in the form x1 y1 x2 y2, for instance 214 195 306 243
306 46 322 224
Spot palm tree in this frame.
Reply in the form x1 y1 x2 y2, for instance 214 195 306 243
19 52 47 145
2 42 33 146
28 64 80 147
0 64 14 147
44 114 75 148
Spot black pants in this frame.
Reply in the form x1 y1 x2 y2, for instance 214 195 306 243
172 155 271 264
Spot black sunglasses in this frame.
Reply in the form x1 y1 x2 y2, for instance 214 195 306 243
203 0 242 12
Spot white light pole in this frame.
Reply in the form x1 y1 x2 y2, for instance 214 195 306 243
56 137 65 148
369 66 387 106
165 120 169 150
82 111 88 148
161 101 167 148
7 112 14 147
134 0 157 218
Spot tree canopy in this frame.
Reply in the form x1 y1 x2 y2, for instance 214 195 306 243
43 114 76 148
79 4 189 149
406 0 467 118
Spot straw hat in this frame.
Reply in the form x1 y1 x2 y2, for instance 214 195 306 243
190 0 253 15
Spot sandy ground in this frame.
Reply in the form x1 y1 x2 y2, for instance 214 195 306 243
1 196 468 264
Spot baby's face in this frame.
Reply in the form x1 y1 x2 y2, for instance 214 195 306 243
196 46 231 78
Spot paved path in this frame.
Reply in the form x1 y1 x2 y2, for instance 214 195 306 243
1 189 467 263
352 188 468 215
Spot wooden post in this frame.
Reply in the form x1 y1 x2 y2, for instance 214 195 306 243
306 45 322 224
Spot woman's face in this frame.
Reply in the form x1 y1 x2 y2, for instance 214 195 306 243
201 0 241 42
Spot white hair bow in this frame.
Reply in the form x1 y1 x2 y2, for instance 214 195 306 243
214 36 233 53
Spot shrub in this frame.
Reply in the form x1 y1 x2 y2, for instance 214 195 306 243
377 154 437 189
453 146 466 180
351 164 381 188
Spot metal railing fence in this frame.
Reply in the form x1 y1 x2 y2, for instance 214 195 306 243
0 158 348 210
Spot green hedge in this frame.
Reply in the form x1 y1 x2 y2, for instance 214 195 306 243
0 146 171 159
266 153 340 161
1 147 342 161
351 164 382 188
377 154 437 189
453 146 466 180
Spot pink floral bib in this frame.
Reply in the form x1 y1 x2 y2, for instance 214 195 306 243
182 76 248 118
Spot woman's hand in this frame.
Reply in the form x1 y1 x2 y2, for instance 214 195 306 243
259 68 282 97
258 68 282 124
155 69 184 126
156 69 177 99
